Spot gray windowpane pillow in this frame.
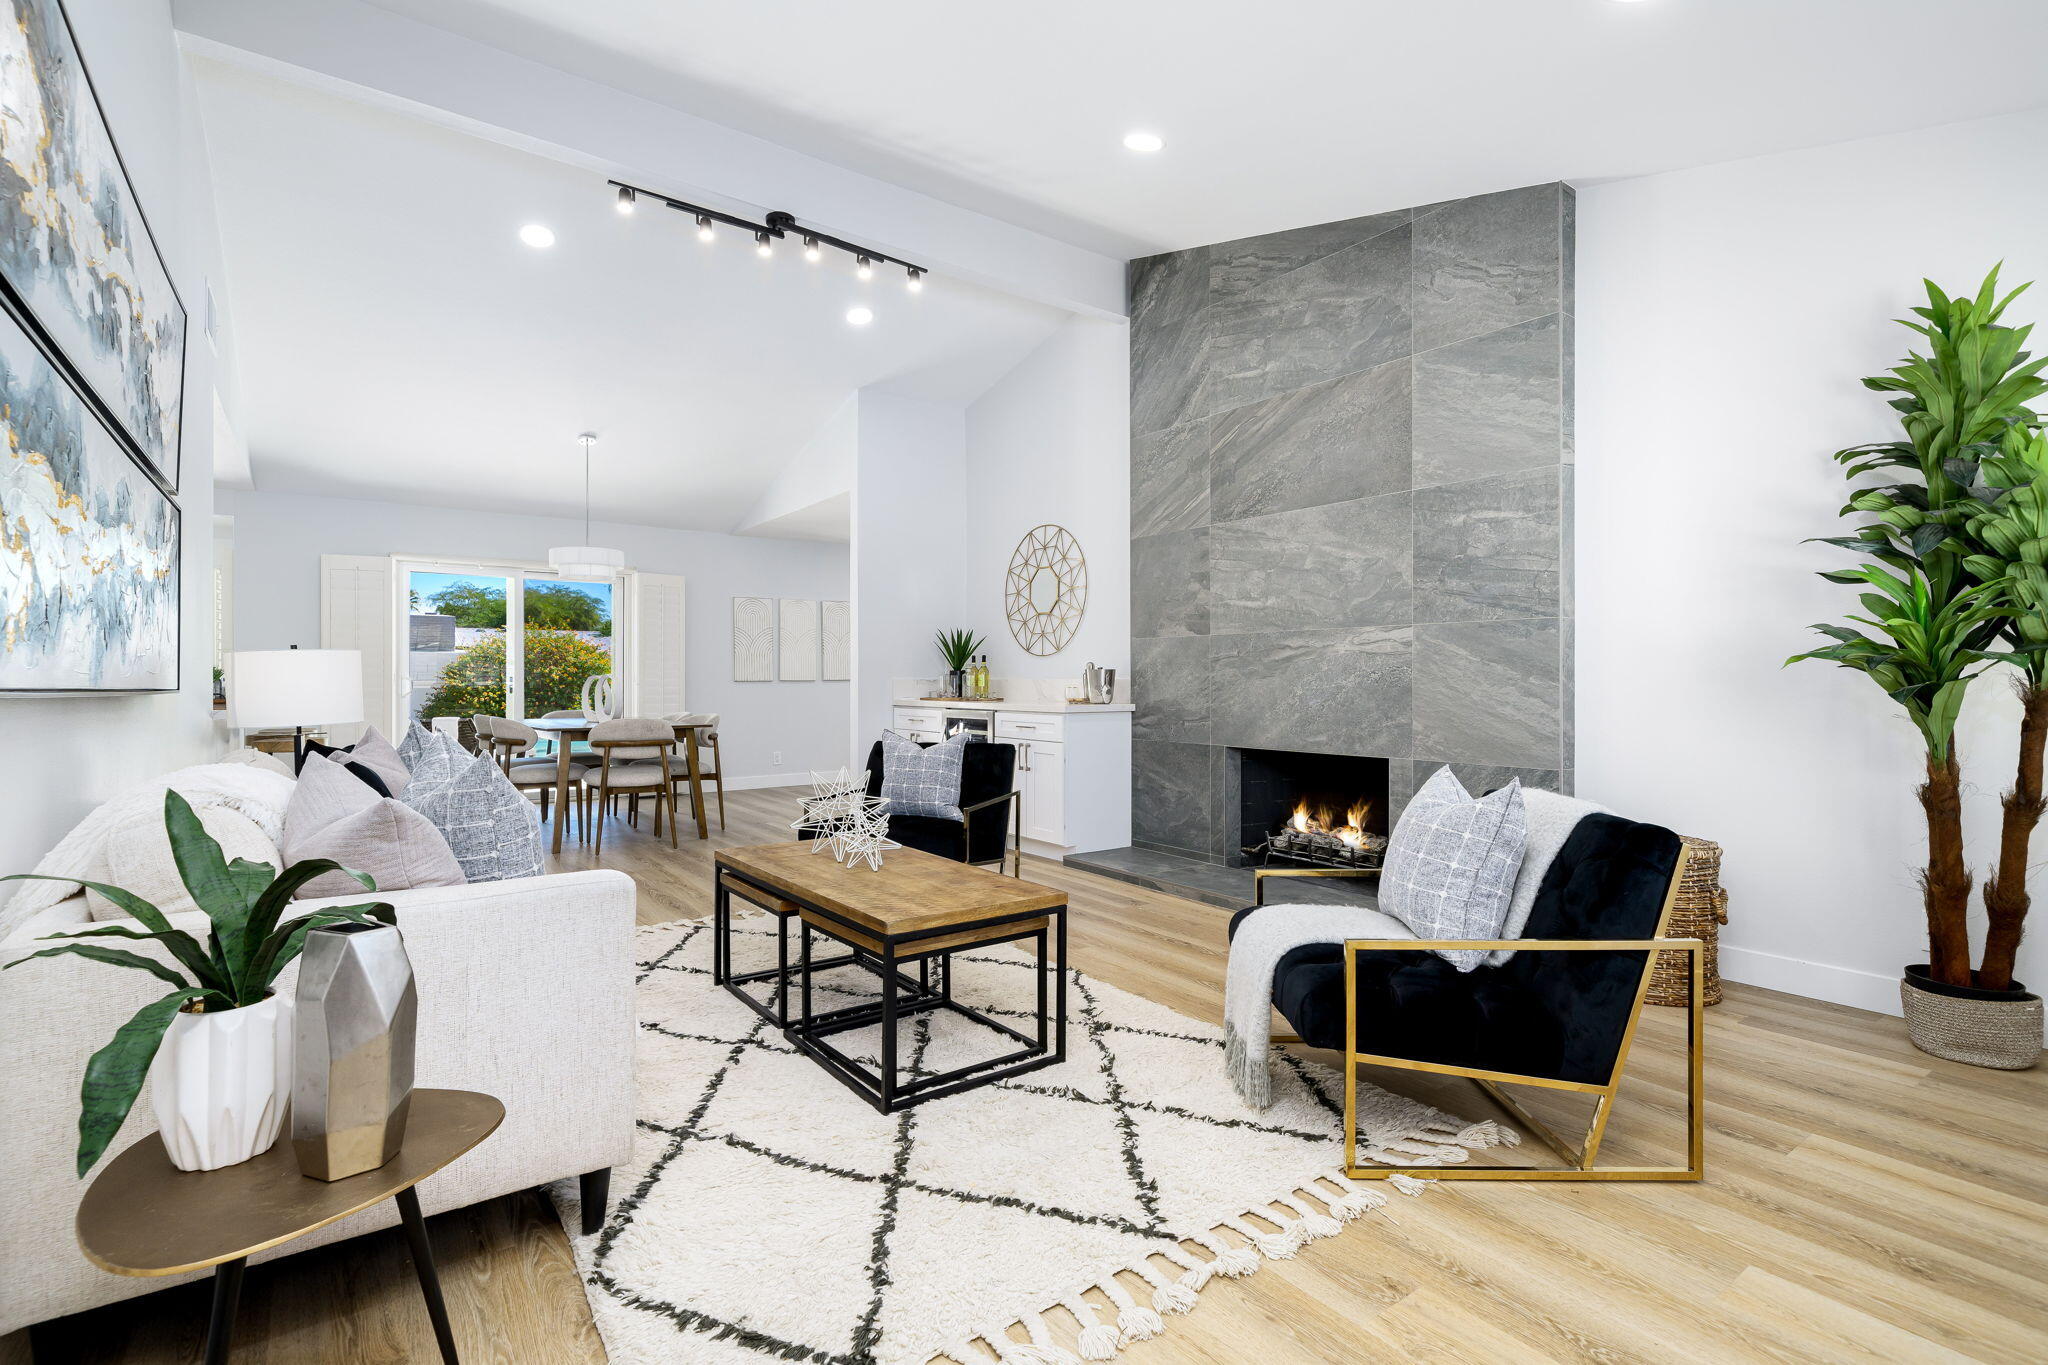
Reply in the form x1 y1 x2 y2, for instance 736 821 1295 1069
879 731 967 820
401 752 544 884
1377 766 1528 972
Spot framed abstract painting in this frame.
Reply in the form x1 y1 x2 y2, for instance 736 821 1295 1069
0 307 180 693
0 0 187 491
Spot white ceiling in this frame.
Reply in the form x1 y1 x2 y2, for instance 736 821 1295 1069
368 0 2048 257
192 58 1067 532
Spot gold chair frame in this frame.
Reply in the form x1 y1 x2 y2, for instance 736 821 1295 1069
1256 850 1705 1183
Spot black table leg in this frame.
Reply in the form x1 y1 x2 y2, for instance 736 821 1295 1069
1055 906 1068 1063
879 939 899 1111
396 1186 460 1364
203 1257 245 1365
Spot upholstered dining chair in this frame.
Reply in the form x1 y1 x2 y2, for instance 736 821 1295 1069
540 709 602 770
653 712 724 830
486 717 566 825
581 718 679 854
1232 812 1704 1183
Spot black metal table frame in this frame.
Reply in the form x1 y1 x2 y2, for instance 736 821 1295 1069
200 1185 456 1365
713 874 943 1027
714 863 1066 1114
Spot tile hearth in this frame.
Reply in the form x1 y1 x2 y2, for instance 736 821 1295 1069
1064 845 1376 910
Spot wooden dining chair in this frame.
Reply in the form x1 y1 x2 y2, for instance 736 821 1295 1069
487 717 564 825
581 718 679 854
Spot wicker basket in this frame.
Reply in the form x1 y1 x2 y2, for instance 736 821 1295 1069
1648 835 1726 1007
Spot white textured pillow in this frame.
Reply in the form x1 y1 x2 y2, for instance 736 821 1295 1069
1377 767 1528 971
1484 788 1607 967
402 752 543 884
96 804 280 922
220 747 295 778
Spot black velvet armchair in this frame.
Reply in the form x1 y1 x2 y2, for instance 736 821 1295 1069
800 740 1020 873
1231 811 1705 1182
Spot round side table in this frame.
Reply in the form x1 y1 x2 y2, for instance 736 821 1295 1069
76 1088 503 1365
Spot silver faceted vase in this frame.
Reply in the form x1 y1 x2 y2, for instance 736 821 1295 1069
292 922 418 1181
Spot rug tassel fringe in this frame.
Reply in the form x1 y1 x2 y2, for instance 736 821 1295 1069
1097 1278 1164 1345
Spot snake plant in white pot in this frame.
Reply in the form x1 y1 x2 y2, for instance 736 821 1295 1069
2 791 393 1174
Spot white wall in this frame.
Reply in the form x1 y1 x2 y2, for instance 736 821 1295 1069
849 391 966 757
1575 106 2048 1013
965 317 1131 685
0 3 235 879
218 488 848 786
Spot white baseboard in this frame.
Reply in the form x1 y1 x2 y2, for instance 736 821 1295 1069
723 774 810 792
1719 944 1903 1016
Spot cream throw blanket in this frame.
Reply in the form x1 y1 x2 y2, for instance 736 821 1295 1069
0 761 297 940
1224 903 1415 1108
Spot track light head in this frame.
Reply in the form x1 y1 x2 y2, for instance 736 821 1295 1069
856 255 873 281
696 214 714 242
906 267 925 293
803 235 822 263
615 185 635 214
755 231 774 258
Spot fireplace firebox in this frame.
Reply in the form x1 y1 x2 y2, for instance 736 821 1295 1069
1230 749 1390 870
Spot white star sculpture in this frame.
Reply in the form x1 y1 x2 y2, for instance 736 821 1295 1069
791 770 899 869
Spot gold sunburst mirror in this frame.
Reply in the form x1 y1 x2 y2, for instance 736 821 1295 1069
1005 524 1087 656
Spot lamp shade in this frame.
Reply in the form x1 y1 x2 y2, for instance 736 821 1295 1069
546 545 626 579
228 650 364 731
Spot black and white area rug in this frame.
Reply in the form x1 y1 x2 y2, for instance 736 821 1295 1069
549 914 1517 1365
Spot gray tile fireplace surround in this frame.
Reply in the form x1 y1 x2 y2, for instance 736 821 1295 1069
1082 182 1574 905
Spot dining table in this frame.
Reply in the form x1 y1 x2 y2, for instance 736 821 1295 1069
525 716 714 854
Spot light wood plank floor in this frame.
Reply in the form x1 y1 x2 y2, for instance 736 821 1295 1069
18 785 2047 1364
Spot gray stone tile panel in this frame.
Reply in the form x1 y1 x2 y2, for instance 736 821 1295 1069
1132 739 1214 857
1212 492 1413 633
1131 313 1208 436
1130 247 1208 336
1132 418 1212 538
1131 528 1210 638
1412 183 1563 352
1209 209 1411 299
1411 313 1563 490
1132 635 1214 745
1211 626 1412 756
1202 223 1412 416
1412 619 1563 771
1209 358 1411 522
1413 467 1561 623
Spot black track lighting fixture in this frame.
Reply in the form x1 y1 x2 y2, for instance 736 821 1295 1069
607 178 926 286
906 266 925 293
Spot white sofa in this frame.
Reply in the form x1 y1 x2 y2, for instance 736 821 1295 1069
0 868 637 1336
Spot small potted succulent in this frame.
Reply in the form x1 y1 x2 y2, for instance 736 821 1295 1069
934 628 985 700
3 791 392 1175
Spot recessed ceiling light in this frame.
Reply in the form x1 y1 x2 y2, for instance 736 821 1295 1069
845 306 874 327
1122 131 1164 153
518 223 555 249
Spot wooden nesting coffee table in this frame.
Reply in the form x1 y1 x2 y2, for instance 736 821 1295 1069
714 843 1067 1113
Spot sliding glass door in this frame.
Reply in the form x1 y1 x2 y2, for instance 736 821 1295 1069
401 563 616 727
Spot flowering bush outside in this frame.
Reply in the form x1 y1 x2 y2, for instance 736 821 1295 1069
416 630 612 722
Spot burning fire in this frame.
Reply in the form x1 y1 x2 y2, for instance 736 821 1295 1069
1288 798 1376 848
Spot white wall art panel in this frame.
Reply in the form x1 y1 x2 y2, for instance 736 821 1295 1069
778 597 818 681
732 595 774 682
821 600 851 681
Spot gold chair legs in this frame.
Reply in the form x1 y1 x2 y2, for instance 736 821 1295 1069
1337 937 1706 1183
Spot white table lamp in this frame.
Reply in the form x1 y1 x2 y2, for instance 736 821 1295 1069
228 648 364 762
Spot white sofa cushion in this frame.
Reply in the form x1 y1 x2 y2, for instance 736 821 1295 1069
284 757 464 899
95 802 279 922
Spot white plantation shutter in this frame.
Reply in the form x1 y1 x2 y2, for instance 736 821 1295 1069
627 572 686 716
319 554 395 743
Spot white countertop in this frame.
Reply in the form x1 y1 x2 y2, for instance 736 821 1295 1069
891 698 1133 714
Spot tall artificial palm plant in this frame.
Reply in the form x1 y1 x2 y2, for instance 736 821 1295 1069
1797 268 2047 990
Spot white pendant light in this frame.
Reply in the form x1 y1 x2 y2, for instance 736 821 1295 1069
548 433 626 578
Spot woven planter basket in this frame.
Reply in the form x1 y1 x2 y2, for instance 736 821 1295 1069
1648 835 1726 1007
1901 969 2043 1070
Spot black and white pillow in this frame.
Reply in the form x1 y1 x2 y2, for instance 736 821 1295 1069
879 731 967 820
401 751 543 883
299 725 409 797
1377 766 1528 971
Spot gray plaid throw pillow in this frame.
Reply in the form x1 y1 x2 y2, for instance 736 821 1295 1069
879 731 967 820
401 751 544 883
1378 766 1527 971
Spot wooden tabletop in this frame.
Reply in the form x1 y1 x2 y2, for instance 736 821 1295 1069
526 717 710 734
77 1089 504 1277
716 842 1064 935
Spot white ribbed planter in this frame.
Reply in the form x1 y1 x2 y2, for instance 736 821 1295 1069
149 995 292 1172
